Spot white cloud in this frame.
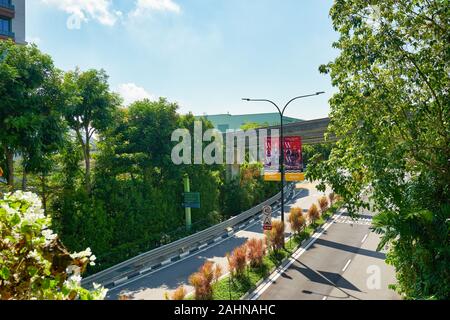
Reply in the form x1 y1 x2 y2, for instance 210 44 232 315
41 0 119 26
131 0 181 16
117 83 155 106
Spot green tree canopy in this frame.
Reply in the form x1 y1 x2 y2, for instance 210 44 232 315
0 40 65 188
62 68 121 193
309 0 449 299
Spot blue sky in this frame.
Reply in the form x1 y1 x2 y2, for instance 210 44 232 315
28 0 339 120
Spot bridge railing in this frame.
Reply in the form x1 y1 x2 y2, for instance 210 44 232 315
81 184 294 289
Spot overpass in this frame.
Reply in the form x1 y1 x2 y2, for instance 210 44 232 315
260 117 335 145
225 117 335 179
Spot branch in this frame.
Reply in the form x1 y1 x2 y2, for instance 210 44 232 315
88 127 96 139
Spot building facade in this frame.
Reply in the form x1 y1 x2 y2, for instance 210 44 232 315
196 113 303 133
0 0 25 44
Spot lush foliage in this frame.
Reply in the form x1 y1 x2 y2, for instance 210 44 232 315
188 261 222 300
328 192 336 206
302 143 334 168
227 244 248 277
0 40 65 189
167 285 187 301
265 220 285 252
307 204 321 226
289 207 306 235
0 191 106 300
309 0 450 299
246 238 266 268
318 196 329 213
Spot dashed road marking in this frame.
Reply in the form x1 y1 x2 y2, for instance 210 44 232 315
342 259 352 272
361 234 368 243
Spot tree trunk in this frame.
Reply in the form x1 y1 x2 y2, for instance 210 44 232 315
84 126 91 194
5 147 14 188
22 167 27 191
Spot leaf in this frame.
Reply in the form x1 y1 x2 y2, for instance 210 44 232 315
28 266 38 277
10 213 20 226
0 267 10 280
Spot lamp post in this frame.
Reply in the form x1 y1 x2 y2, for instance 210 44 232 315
242 92 325 247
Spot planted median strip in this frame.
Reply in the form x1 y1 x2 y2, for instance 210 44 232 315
164 194 343 301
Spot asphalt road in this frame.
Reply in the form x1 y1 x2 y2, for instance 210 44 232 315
254 207 400 300
106 182 329 300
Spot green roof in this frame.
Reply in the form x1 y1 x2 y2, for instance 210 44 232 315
196 113 303 132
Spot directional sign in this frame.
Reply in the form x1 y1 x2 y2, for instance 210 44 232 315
262 205 272 231
183 192 201 209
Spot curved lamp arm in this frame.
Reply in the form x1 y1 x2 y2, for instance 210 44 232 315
282 92 325 115
242 98 281 115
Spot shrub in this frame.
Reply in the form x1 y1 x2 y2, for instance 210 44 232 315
318 196 329 213
246 239 266 268
289 207 306 235
308 203 321 225
329 192 336 205
0 191 107 300
265 220 285 252
188 261 222 300
171 285 187 300
227 244 248 277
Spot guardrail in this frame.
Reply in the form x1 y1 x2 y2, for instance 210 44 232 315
82 184 294 289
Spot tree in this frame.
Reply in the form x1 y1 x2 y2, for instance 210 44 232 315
246 238 266 268
265 220 285 252
189 261 222 300
307 204 320 226
309 0 450 299
318 196 329 213
227 244 247 278
289 207 306 235
63 68 120 193
329 192 336 206
0 191 106 300
0 40 65 189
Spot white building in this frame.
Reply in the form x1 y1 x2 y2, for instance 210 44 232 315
0 0 25 44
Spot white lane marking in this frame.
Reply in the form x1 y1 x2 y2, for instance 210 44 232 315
322 296 328 300
250 210 346 300
361 234 368 243
342 259 352 272
108 189 306 293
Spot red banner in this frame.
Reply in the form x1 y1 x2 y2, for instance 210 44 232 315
265 136 303 171
264 136 304 181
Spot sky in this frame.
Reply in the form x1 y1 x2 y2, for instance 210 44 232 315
27 0 339 120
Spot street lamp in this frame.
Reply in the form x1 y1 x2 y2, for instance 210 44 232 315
242 92 325 248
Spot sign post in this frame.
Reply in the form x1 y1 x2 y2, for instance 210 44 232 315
183 175 192 231
182 175 201 231
262 205 272 231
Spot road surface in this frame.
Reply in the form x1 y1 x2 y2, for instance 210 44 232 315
253 207 400 300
